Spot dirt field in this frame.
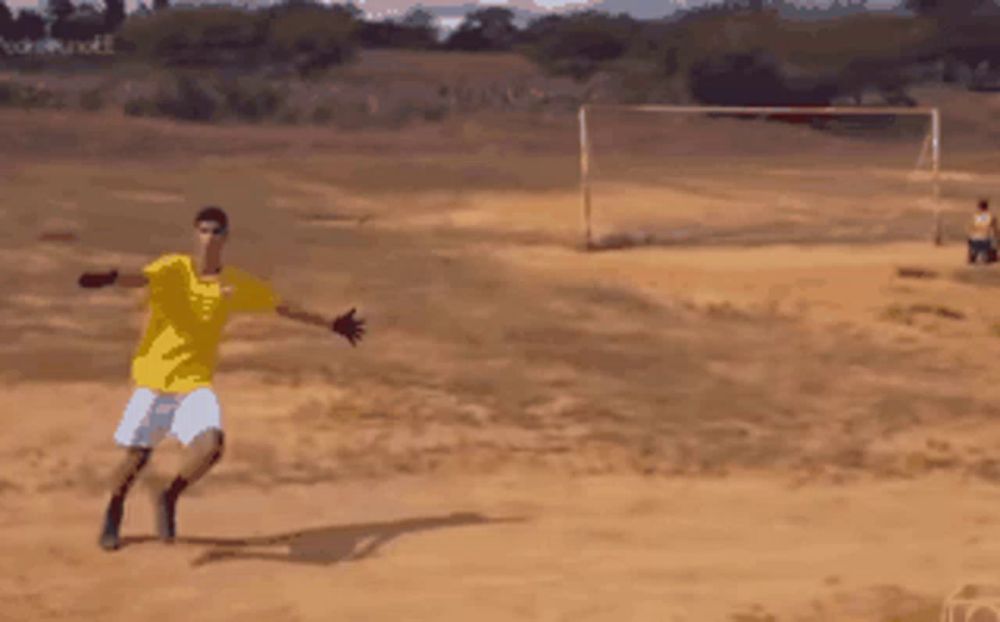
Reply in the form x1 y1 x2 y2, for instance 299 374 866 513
1 83 1000 621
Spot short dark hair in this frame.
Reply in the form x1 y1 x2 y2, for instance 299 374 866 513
194 206 228 232
979 199 990 211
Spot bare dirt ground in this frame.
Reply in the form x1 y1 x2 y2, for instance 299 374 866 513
1 84 1000 621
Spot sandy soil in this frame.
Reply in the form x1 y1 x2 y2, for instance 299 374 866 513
1 84 999 622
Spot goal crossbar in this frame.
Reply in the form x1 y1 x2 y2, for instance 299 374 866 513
582 104 938 116
578 104 942 249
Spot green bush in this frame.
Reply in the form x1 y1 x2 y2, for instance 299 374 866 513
679 11 940 106
117 7 267 66
277 108 301 124
217 76 285 121
0 80 60 109
688 49 793 106
116 4 360 73
311 102 334 124
263 4 359 75
0 82 18 106
937 16 1000 67
155 72 221 121
123 97 151 117
121 72 289 123
422 102 449 122
78 88 104 111
520 6 946 105
521 12 638 80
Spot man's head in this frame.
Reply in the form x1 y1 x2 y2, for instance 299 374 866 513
980 199 990 212
193 206 228 258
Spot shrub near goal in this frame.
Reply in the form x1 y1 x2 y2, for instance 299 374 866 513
578 104 942 250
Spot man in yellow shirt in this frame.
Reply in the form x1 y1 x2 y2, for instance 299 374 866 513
967 198 998 264
78 206 366 551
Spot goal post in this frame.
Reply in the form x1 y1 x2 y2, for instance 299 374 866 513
578 103 942 251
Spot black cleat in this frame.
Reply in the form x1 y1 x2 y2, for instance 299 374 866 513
156 491 177 543
99 498 123 552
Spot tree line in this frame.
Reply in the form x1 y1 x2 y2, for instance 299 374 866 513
0 0 124 41
0 0 993 49
1 0 997 105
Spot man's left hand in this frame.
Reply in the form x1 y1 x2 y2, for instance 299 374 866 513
332 307 366 347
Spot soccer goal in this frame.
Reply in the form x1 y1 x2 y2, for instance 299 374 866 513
578 104 942 251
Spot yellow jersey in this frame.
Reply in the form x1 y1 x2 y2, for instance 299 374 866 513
130 254 280 393
969 211 997 241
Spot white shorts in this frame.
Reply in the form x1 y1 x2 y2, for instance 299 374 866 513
114 387 223 448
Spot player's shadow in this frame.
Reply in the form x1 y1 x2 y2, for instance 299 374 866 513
122 512 523 567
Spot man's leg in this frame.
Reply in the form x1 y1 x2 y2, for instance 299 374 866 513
159 388 225 542
101 387 161 552
158 429 224 542
100 447 152 550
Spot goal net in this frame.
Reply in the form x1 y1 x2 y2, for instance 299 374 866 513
579 104 943 250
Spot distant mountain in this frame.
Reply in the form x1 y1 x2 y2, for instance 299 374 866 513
587 0 697 20
404 0 912 27
403 2 547 34
588 0 907 20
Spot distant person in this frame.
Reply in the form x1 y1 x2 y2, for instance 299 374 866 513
77 206 366 552
967 198 998 264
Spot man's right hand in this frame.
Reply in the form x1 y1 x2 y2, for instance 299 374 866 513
78 270 118 289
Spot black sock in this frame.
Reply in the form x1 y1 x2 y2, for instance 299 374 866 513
164 476 189 501
107 494 125 513
103 495 124 530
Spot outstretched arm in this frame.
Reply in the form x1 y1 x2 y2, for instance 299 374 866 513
276 303 366 347
78 269 148 289
275 303 329 329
